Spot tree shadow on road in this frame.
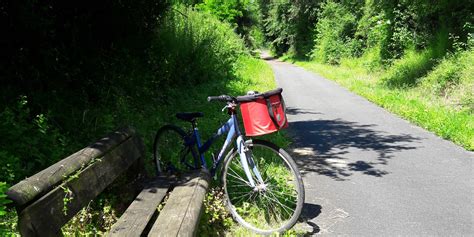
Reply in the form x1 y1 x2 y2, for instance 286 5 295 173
286 107 322 115
287 117 421 180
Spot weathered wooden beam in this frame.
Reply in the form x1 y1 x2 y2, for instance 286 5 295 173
7 127 136 208
17 135 144 236
148 170 210 237
108 177 171 237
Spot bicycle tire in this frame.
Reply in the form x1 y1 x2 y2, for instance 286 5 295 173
153 124 199 176
222 139 304 234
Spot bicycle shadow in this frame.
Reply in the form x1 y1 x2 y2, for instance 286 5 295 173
286 116 421 181
297 203 322 235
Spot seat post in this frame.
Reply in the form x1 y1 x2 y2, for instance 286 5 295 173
191 119 198 129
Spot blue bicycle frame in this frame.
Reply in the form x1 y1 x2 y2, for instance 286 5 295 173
191 113 264 188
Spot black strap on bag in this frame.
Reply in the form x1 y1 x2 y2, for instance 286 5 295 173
266 94 287 129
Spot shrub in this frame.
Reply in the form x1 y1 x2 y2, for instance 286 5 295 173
0 183 9 216
311 1 358 64
196 0 260 48
262 0 319 57
0 182 12 235
0 96 69 184
148 6 246 90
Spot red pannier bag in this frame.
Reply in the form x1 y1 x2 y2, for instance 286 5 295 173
239 88 288 136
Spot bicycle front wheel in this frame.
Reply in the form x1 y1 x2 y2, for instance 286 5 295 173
222 139 304 234
153 125 198 176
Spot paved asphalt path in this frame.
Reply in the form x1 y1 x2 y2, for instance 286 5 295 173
263 55 474 236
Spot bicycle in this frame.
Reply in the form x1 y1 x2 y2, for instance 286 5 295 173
153 88 304 234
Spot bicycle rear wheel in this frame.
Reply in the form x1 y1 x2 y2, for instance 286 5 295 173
153 125 198 176
222 139 304 234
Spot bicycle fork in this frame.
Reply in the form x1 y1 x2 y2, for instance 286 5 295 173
236 136 266 190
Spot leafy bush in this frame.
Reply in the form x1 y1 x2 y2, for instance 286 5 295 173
311 1 358 64
0 183 10 216
262 0 319 57
196 0 247 23
196 0 260 48
148 6 246 90
0 96 69 184
0 182 12 235
249 27 266 49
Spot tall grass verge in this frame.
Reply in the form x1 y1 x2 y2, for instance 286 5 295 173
381 30 449 87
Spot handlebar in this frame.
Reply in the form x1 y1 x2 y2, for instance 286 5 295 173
208 88 283 103
207 95 235 102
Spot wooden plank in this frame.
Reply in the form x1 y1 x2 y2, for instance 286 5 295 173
7 127 136 208
148 170 210 237
17 135 143 237
108 178 171 237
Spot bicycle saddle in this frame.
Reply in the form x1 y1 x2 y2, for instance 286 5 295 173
176 112 204 122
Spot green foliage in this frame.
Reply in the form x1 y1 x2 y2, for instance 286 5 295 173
356 46 385 72
354 0 474 61
0 96 69 184
311 0 359 64
197 0 249 24
249 27 266 49
381 30 449 87
267 0 473 66
419 48 474 114
0 182 13 235
61 194 120 235
149 6 246 89
61 186 74 216
198 188 233 236
0 183 10 217
261 0 320 57
196 0 261 48
381 49 436 87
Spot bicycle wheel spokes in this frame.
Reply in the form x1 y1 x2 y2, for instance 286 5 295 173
223 141 303 234
153 125 194 176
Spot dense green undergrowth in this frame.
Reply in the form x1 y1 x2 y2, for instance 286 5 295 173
291 48 473 151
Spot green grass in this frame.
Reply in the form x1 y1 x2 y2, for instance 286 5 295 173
291 49 473 151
